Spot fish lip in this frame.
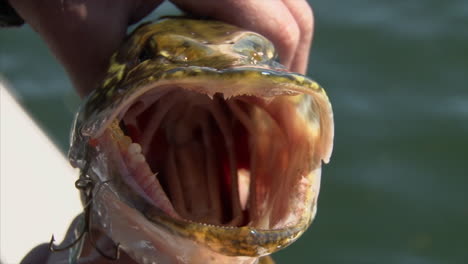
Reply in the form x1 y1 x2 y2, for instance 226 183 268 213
68 64 325 169
92 174 314 259
142 207 313 257
77 65 325 140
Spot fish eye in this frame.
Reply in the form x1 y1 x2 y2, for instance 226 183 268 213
233 34 276 62
138 43 154 63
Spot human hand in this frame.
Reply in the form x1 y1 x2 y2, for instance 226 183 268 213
9 0 314 97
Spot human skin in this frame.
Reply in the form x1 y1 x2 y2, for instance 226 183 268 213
10 0 315 263
9 0 314 97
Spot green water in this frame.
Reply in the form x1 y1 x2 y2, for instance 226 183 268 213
1 1 467 263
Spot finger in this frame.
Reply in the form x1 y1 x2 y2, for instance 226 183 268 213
9 0 163 96
282 0 314 73
170 0 301 71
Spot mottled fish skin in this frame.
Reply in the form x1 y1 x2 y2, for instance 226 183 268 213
68 18 334 264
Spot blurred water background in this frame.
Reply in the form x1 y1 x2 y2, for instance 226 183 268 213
1 0 467 263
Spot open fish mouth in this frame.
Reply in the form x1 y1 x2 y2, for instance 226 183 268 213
74 66 332 256
114 89 291 228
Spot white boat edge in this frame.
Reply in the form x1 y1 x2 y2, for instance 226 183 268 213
0 80 82 264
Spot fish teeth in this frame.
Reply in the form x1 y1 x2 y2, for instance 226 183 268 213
127 143 146 164
128 142 142 155
133 153 146 163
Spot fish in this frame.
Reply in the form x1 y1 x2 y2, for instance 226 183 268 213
60 18 334 264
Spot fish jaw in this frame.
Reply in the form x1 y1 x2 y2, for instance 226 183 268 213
75 80 330 261
89 175 261 264
84 112 322 263
89 173 318 264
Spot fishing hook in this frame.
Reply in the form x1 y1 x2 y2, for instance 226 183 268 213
49 162 121 261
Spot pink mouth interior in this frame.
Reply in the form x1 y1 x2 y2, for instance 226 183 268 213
103 87 313 229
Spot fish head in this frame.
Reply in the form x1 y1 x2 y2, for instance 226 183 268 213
68 18 334 264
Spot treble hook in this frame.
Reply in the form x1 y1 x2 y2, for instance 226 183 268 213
49 166 121 261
